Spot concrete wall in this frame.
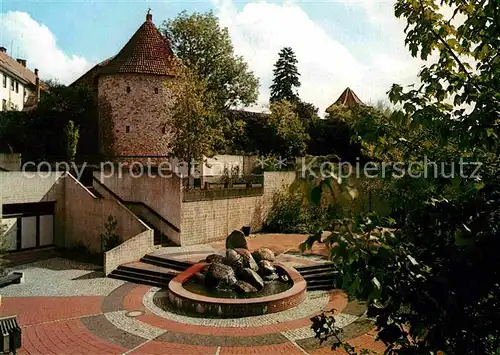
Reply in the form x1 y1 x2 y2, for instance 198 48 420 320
98 73 173 158
180 171 296 245
64 174 149 253
0 153 21 171
104 229 154 275
95 170 182 233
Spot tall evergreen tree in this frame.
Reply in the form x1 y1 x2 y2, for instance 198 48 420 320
270 47 301 102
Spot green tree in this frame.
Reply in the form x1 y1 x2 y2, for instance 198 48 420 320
64 120 80 162
166 67 224 179
294 100 319 128
162 11 259 111
270 47 301 103
267 100 309 158
303 0 500 354
0 83 97 163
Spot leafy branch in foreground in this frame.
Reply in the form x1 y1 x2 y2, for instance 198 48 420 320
311 310 375 355
300 0 500 353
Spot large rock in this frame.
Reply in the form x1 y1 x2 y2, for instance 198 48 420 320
263 273 279 281
233 280 258 294
237 268 264 290
225 249 241 264
206 254 224 264
252 248 275 263
224 249 244 270
258 260 276 276
235 248 258 271
205 263 237 289
226 230 248 250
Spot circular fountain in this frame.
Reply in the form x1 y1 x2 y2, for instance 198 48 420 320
164 232 307 317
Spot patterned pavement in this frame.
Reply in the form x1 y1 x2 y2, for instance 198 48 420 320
1 252 385 354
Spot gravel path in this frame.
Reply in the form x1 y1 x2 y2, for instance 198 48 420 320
2 257 124 297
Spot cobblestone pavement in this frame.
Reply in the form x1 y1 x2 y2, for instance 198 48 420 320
2 257 384 354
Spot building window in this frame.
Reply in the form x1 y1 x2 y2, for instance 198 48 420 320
2 74 6 88
162 126 166 134
2 99 6 111
126 126 130 133
126 86 131 93
11 79 14 91
24 87 26 96
154 88 159 94
15 82 19 93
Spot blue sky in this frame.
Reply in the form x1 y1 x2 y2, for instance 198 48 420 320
0 0 422 112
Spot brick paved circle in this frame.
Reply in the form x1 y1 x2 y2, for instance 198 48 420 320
4 257 384 354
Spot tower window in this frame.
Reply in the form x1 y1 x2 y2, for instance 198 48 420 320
126 86 131 93
126 126 130 133
162 126 166 134
154 88 159 94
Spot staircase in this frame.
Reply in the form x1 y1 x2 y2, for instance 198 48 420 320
123 202 177 247
295 262 339 291
135 217 176 247
108 253 194 287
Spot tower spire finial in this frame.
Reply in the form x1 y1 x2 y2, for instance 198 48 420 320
146 8 152 22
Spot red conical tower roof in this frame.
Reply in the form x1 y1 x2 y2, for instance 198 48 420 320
327 87 364 111
100 11 179 76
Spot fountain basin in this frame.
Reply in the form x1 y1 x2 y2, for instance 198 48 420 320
168 262 307 317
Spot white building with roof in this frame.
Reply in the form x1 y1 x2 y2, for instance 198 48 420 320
0 46 42 112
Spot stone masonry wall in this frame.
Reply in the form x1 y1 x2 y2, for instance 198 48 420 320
180 171 296 245
98 73 174 158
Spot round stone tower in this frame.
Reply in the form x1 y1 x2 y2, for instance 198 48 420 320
97 11 179 161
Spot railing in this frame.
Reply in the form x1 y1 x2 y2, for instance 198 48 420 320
124 201 181 233
183 186 264 202
92 176 181 235
182 174 264 189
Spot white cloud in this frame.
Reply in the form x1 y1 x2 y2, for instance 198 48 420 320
0 11 94 84
214 0 423 113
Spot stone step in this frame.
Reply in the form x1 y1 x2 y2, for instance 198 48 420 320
108 272 167 288
307 280 335 286
307 284 337 291
112 269 173 285
302 271 339 281
298 267 337 277
295 262 336 273
119 261 180 278
141 254 193 271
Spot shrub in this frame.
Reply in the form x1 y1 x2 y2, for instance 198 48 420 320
264 189 326 234
100 215 121 252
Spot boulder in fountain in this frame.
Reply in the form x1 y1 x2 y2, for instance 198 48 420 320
224 249 244 270
235 248 258 271
237 268 264 290
233 280 258 294
258 260 276 276
226 230 248 250
264 273 279 281
206 254 224 264
252 248 275 263
205 263 237 289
